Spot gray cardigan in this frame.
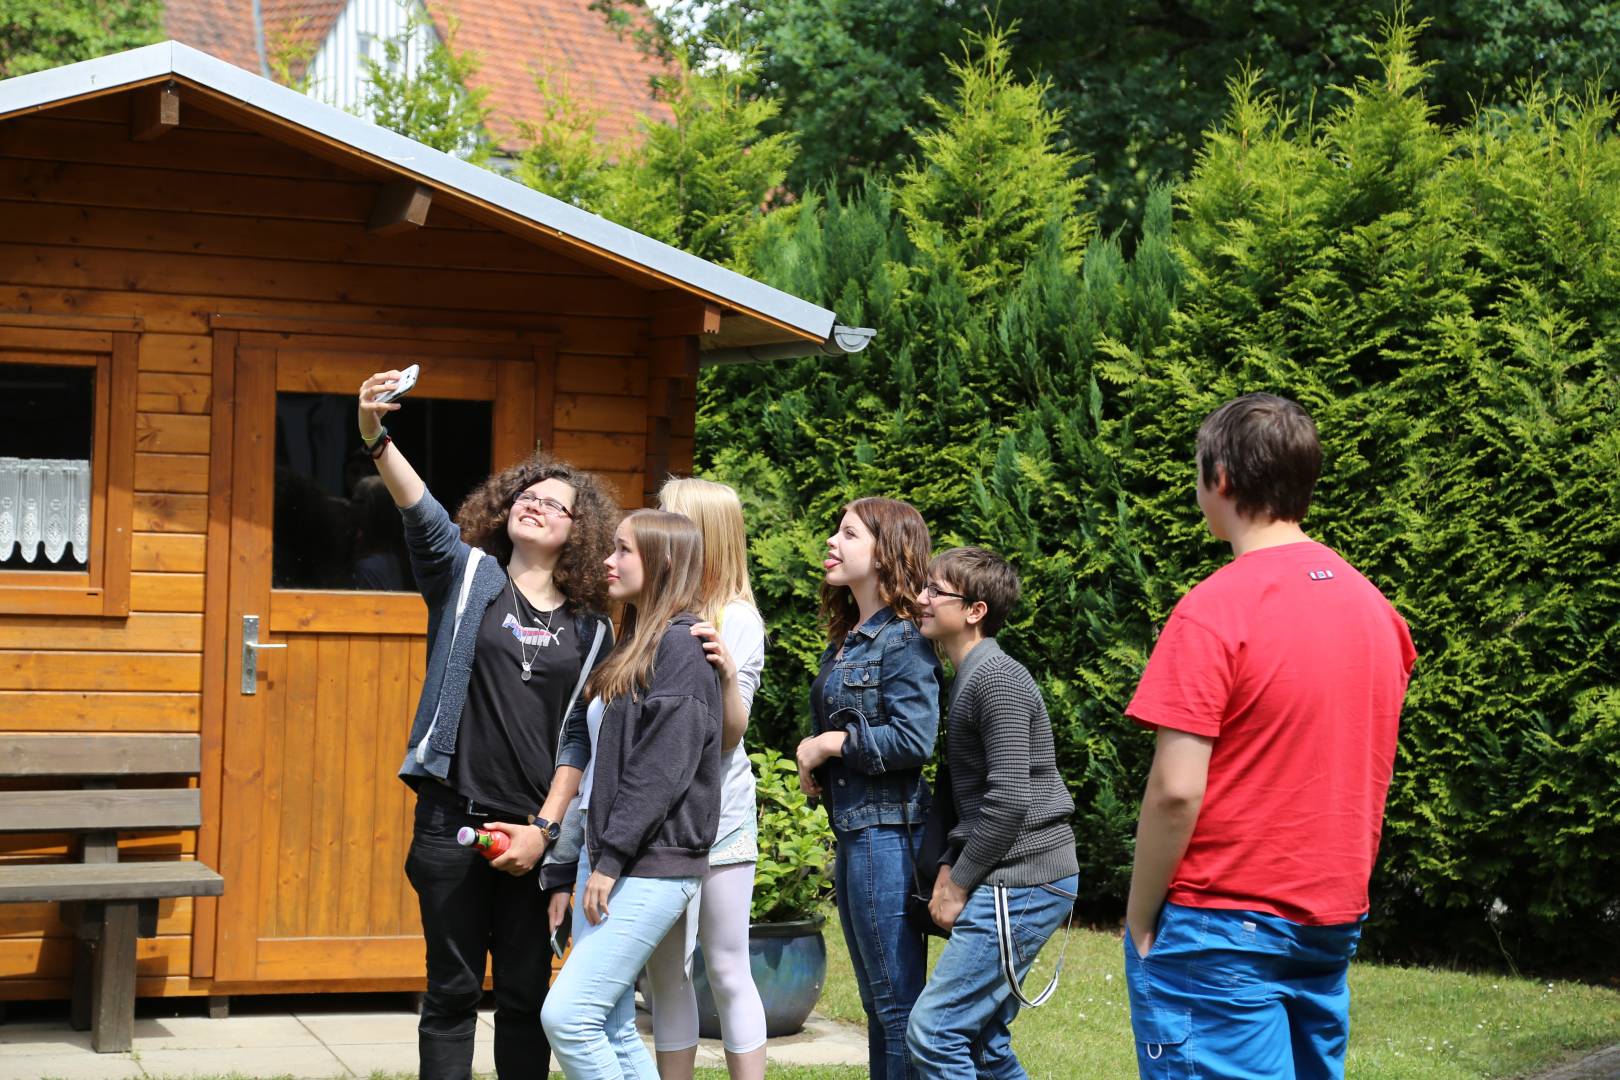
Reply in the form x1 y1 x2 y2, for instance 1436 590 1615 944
944 638 1079 891
395 490 605 787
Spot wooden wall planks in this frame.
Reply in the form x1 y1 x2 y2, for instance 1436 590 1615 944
0 83 678 1000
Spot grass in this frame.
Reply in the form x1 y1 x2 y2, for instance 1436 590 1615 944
804 911 1620 1080
126 911 1620 1080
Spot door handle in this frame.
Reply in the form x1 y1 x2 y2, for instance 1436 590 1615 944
241 614 287 695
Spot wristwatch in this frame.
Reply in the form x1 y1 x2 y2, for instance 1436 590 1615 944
529 815 561 841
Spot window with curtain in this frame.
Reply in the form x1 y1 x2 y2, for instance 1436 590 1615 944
0 364 95 572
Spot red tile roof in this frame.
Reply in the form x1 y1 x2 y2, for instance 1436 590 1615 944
162 1 259 72
162 0 670 151
426 0 671 150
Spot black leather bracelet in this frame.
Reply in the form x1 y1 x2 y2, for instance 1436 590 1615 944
365 433 392 460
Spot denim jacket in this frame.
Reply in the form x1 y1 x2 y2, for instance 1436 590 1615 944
814 606 943 832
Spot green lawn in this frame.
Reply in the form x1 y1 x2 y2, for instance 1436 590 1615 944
787 912 1620 1080
143 912 1620 1080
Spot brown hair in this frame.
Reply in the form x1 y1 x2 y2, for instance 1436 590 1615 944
453 450 619 612
820 497 932 644
1196 393 1322 522
929 546 1021 637
585 509 707 702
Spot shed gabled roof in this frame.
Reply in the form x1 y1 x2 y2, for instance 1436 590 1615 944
0 41 866 357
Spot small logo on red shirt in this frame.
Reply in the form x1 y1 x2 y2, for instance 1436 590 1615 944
1308 570 1335 581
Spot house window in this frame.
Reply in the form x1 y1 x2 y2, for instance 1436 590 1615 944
0 323 137 616
273 392 492 590
0 365 95 572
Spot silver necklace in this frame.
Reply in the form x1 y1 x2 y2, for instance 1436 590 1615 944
508 575 559 682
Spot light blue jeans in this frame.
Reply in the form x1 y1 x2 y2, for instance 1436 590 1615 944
906 875 1078 1079
542 839 699 1079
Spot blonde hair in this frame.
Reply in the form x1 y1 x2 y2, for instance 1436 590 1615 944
586 509 707 703
658 476 757 623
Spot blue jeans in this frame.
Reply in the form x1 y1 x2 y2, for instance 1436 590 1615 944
542 838 699 1080
834 823 927 1080
906 875 1078 1079
1124 902 1364 1080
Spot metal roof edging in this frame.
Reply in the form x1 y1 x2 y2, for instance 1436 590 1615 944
702 325 875 367
0 41 851 351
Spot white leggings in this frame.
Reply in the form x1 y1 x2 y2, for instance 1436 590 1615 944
644 861 767 1055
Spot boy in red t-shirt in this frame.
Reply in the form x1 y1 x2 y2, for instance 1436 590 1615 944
1123 393 1416 1079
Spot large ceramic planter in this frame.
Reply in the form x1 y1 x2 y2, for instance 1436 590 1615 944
692 913 827 1039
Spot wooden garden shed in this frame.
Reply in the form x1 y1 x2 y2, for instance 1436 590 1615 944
0 41 869 1004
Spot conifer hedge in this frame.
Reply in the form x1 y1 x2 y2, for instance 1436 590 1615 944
699 22 1619 969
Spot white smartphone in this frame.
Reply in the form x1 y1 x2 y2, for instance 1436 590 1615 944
376 364 420 404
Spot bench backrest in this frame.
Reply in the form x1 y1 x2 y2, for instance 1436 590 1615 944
0 734 202 836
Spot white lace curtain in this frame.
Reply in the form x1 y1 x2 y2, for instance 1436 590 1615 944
0 457 92 565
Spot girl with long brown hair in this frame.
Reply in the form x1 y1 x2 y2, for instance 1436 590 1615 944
644 478 769 1080
796 498 943 1080
357 370 617 1080
539 510 726 1079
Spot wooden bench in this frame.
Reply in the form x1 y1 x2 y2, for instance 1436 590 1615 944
0 734 224 1052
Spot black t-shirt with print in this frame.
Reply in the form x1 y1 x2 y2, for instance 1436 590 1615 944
449 579 582 817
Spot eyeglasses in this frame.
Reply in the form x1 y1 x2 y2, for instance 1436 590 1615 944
512 492 574 519
923 583 966 601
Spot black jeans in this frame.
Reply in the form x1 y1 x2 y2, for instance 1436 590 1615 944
406 785 553 1080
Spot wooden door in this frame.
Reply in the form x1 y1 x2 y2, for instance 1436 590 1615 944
212 330 541 986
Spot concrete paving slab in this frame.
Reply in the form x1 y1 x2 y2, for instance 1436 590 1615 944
1531 1045 1620 1080
763 1016 872 1067
293 1012 420 1046
135 1044 350 1079
129 1015 315 1051
0 1052 143 1080
0 1022 95 1057
326 1042 554 1076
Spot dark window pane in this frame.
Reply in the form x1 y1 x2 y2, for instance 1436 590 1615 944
0 364 94 572
273 392 492 590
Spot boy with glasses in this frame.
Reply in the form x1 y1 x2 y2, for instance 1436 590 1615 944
907 547 1078 1080
1123 393 1416 1078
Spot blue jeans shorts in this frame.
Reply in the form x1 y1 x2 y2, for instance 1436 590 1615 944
1124 902 1364 1080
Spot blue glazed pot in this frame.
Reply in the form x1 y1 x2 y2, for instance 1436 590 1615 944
691 914 827 1039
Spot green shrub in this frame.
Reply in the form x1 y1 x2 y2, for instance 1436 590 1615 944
750 747 834 923
705 20 1620 969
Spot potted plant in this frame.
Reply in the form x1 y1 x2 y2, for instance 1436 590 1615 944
691 745 834 1038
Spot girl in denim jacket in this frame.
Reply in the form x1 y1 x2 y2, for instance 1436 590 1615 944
796 498 942 1080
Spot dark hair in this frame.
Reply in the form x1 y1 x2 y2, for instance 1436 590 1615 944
1196 393 1322 522
820 497 932 644
928 546 1020 637
454 451 619 612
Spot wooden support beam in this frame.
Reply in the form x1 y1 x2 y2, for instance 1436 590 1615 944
368 181 433 236
130 85 180 142
650 293 723 339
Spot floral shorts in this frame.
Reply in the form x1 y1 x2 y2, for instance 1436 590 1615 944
709 811 758 866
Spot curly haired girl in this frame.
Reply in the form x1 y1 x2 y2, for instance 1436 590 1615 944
356 368 618 1080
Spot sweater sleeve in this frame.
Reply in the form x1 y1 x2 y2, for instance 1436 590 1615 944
556 616 614 771
592 634 719 879
949 664 1039 891
841 628 941 774
398 489 469 610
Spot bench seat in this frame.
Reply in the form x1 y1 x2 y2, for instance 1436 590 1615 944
0 862 224 904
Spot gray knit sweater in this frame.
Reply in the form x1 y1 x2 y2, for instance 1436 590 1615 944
944 639 1079 891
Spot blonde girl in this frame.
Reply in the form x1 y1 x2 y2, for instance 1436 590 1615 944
645 478 769 1080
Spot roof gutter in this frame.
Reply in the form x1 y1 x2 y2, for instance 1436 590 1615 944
701 325 876 367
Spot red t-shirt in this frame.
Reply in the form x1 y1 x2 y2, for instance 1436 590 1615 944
1126 540 1416 925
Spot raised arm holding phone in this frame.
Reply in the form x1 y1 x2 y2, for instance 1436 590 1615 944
357 369 619 1080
